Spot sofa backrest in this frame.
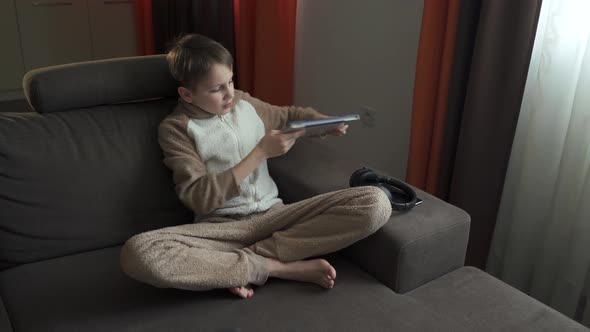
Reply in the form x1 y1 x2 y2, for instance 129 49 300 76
0 55 193 270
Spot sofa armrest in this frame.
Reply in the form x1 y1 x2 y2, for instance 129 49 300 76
268 139 471 294
0 295 13 332
341 189 470 293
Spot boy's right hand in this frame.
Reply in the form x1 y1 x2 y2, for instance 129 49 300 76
256 129 305 159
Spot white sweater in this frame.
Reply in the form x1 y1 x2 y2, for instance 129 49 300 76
158 90 320 218
187 100 282 216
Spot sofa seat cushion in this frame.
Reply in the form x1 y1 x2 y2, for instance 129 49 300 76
0 245 461 332
0 295 11 332
407 266 589 331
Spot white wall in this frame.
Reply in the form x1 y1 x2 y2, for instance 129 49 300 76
294 0 423 178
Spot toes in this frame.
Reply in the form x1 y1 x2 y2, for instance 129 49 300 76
237 289 248 298
318 259 337 280
247 287 254 298
228 287 246 299
242 285 254 299
325 278 334 289
228 286 254 299
321 276 335 289
329 266 337 280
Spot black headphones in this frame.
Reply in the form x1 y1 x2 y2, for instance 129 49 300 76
349 167 419 211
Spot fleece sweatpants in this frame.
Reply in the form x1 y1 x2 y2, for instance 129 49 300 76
119 186 392 291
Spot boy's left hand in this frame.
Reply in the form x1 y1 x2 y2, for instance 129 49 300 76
314 114 348 137
326 123 348 136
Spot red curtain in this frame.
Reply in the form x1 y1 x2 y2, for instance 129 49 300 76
233 0 297 105
405 0 460 194
135 0 155 55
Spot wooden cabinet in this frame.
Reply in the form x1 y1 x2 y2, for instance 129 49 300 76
1 0 138 100
15 0 93 72
88 0 137 60
0 0 25 91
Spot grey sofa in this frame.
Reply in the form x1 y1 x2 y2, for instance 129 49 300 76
0 55 586 332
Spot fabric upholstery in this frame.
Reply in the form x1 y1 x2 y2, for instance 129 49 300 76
269 139 471 293
0 100 192 270
0 246 461 332
408 266 589 331
22 55 177 114
268 139 354 203
342 187 470 293
2 55 584 332
0 296 13 332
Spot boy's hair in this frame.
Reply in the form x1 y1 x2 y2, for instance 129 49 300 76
166 34 233 89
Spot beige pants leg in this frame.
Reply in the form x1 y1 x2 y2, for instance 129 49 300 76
120 186 391 291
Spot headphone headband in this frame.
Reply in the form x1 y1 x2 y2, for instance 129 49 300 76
349 167 418 211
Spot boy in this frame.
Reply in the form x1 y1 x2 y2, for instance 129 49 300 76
120 34 392 299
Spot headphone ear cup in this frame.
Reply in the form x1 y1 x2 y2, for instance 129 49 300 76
349 168 364 187
350 167 377 187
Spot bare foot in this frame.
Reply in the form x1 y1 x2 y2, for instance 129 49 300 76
267 258 337 289
228 285 254 299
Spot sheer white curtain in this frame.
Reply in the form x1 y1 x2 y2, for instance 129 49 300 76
487 0 590 326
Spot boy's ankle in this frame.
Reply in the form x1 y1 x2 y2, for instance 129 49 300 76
265 257 284 277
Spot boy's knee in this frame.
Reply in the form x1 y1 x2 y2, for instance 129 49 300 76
120 234 170 288
357 186 392 233
120 236 146 278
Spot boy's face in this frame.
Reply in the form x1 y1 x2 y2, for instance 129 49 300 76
179 63 234 115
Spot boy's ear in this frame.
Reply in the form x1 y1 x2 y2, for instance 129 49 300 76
178 86 193 104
